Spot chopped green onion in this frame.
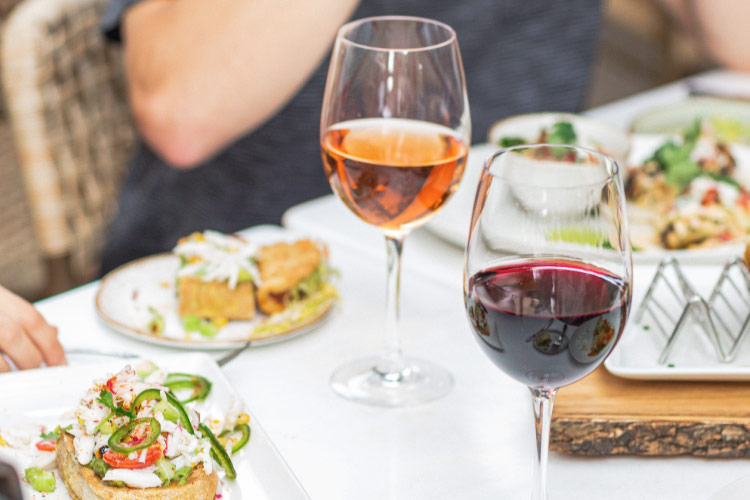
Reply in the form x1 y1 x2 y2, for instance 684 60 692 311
24 467 55 493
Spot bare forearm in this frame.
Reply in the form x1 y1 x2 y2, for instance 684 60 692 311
123 0 360 167
657 0 750 72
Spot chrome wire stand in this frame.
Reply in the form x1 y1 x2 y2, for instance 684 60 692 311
633 257 750 365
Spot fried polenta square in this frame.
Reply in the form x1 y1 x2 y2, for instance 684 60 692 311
178 276 256 321
256 239 322 314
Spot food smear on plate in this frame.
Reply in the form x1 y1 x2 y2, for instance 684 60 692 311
0 361 251 500
625 119 750 250
163 230 337 340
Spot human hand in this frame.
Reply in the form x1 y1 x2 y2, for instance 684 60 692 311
0 286 66 371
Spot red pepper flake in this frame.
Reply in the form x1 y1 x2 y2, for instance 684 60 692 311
132 289 139 301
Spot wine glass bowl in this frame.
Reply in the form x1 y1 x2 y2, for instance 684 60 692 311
321 16 470 407
463 144 632 498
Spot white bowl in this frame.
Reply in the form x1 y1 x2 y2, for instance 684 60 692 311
487 112 631 166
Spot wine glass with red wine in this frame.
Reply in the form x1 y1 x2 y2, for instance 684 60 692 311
463 144 632 499
320 16 470 406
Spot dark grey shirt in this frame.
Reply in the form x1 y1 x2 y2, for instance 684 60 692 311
99 0 602 274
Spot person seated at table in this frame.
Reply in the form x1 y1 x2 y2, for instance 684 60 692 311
0 285 65 372
97 0 750 277
97 0 608 274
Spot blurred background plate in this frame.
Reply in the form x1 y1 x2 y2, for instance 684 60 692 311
630 97 750 144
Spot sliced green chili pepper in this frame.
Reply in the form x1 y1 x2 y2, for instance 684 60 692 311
199 423 236 480
164 373 212 403
108 417 161 454
132 388 195 435
218 423 251 454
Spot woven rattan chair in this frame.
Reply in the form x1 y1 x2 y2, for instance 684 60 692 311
0 0 46 300
1 0 136 294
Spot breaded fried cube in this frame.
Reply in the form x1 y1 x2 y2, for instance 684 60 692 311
178 276 256 321
256 239 322 314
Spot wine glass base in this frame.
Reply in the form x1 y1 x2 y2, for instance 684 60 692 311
330 356 454 407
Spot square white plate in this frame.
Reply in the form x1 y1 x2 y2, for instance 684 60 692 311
0 353 310 500
604 264 750 381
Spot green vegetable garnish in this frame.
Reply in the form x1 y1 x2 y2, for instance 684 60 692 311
219 423 251 455
499 136 525 147
97 390 133 419
174 466 194 486
181 315 220 338
546 227 604 246
649 118 704 190
237 267 253 283
135 360 159 379
147 307 165 335
88 457 110 479
40 426 61 440
108 417 161 454
24 467 55 493
154 459 177 486
132 388 194 435
164 373 212 404
547 121 577 144
200 423 236 480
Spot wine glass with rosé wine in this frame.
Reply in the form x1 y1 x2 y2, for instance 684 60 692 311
320 16 470 407
463 144 632 499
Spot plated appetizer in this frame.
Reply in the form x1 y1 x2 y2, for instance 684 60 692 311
4 362 249 500
172 230 336 339
486 112 631 165
625 120 750 250
97 228 338 347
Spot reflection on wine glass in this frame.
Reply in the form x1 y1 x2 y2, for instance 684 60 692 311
463 144 632 499
320 16 470 407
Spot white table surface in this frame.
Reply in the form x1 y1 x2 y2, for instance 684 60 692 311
28 70 750 500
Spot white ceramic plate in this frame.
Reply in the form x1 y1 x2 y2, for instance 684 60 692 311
0 353 310 500
95 225 336 350
631 96 750 145
604 265 750 381
425 137 750 265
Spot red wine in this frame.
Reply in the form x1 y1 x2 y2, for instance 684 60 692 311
465 259 629 388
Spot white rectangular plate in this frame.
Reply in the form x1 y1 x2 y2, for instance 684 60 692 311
605 264 750 381
0 353 310 500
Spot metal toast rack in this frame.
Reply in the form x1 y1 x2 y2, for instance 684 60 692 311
633 256 750 365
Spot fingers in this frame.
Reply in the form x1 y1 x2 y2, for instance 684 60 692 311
0 353 10 373
0 316 44 370
0 286 67 370
24 316 67 367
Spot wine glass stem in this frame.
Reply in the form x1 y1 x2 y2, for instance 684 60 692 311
376 233 407 380
530 387 557 500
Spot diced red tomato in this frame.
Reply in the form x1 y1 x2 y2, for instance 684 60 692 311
106 376 117 394
738 190 750 210
35 439 56 452
102 442 162 469
701 188 718 206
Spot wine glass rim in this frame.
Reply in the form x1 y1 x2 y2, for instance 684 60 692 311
337 15 457 52
483 143 621 189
